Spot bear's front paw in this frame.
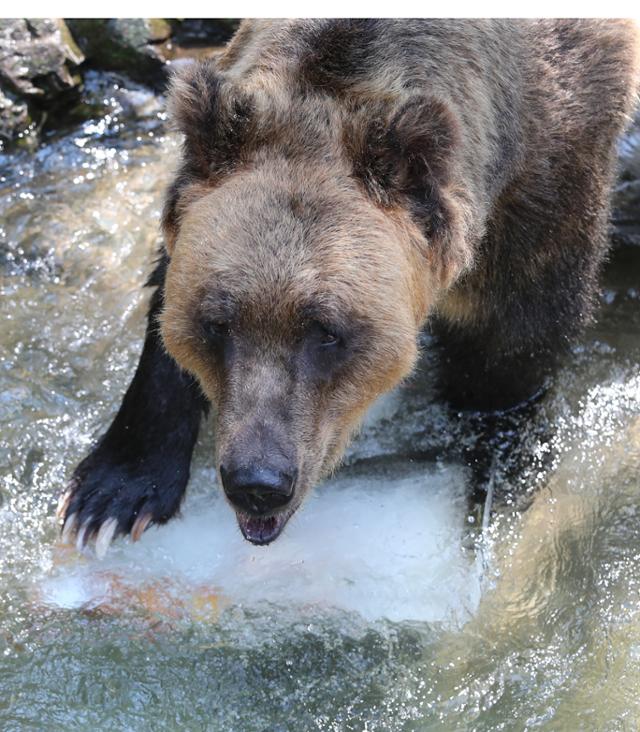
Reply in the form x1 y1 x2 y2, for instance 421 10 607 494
57 450 189 559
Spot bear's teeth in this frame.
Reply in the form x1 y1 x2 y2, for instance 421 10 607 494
236 512 288 545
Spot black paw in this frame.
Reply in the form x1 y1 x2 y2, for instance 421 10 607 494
57 254 207 557
57 447 191 558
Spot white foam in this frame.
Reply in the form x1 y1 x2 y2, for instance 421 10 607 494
40 464 484 624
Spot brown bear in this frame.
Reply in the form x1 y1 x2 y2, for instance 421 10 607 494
59 19 640 553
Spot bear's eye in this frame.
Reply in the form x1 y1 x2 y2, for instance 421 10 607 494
319 329 340 347
310 320 343 349
202 319 230 345
302 318 350 380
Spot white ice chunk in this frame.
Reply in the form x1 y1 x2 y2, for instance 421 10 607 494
40 463 484 625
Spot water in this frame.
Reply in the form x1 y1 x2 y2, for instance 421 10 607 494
1 74 640 730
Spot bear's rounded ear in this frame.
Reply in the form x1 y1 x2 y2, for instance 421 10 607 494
161 61 255 255
167 59 254 178
350 95 458 209
349 96 470 286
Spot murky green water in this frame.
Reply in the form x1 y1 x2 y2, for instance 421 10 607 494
1 75 640 731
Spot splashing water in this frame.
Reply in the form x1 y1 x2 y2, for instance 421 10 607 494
2 75 640 730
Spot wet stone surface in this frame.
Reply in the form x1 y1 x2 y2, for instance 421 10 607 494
0 78 640 730
0 18 234 148
66 19 170 88
0 19 84 145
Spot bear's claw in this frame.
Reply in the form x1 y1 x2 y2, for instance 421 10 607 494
95 517 119 559
58 489 160 558
60 506 135 559
75 517 92 552
61 512 77 544
56 489 72 521
57 449 189 558
131 513 153 543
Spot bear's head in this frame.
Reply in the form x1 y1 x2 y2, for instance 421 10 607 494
159 61 472 544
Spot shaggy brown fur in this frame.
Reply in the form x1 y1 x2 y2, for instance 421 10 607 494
62 20 640 548
162 17 639 492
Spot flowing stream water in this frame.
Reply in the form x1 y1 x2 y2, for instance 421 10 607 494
1 74 640 731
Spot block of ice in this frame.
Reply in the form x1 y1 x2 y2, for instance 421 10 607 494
39 463 484 625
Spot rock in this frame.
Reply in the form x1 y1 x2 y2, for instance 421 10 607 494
0 18 84 144
147 19 173 43
0 19 83 98
168 19 240 47
0 87 31 143
66 19 171 88
0 18 240 147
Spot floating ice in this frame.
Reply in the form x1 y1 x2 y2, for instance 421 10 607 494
39 463 484 625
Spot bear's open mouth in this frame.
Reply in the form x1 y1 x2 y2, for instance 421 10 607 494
235 510 291 545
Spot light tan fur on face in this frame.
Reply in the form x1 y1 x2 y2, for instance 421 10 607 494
161 156 428 507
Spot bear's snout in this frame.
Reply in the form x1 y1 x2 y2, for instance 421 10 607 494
220 462 298 545
220 464 296 515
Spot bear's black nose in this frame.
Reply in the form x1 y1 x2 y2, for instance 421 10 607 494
220 465 295 515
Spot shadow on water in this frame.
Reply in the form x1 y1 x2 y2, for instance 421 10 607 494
1 74 640 730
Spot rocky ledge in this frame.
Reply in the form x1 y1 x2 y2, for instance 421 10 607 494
0 18 238 149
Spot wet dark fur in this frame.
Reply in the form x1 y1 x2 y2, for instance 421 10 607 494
63 19 640 545
65 256 208 538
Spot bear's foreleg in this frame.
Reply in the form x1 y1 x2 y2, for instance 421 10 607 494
430 317 554 413
58 254 208 555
